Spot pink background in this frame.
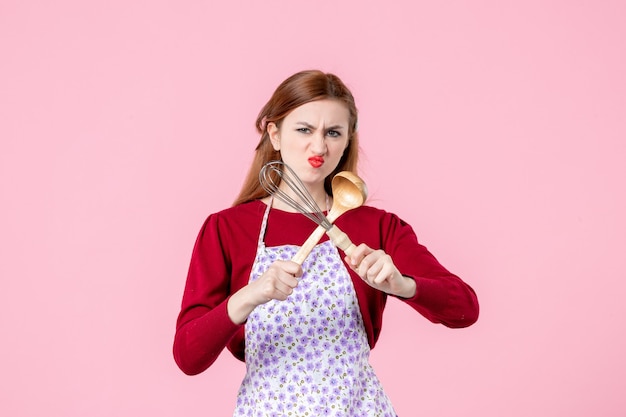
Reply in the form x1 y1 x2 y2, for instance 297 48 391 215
1 1 625 416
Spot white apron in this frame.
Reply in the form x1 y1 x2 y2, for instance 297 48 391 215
233 200 396 417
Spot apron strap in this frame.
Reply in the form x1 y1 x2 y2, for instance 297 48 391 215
257 196 273 249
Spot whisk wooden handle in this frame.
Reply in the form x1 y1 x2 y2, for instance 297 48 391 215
325 225 356 257
291 224 356 265
291 225 326 265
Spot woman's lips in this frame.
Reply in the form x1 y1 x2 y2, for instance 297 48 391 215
308 156 324 168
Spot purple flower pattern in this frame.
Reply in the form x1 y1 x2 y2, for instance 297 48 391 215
233 238 395 417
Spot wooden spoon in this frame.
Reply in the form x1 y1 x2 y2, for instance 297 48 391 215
291 171 368 265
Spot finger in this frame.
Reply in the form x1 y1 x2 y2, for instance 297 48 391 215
272 264 300 289
347 244 371 268
258 265 300 302
278 273 299 290
357 250 384 278
258 279 291 302
373 261 395 285
355 254 371 279
273 280 296 298
366 257 386 283
275 268 299 288
274 260 303 278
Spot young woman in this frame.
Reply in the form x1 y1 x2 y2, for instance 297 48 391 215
173 70 479 416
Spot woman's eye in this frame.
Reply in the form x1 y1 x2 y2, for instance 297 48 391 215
327 130 341 138
297 127 311 133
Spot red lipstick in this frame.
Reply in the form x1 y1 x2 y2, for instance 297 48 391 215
308 156 324 168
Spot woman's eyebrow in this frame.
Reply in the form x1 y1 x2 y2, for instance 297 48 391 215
294 121 345 130
295 121 315 128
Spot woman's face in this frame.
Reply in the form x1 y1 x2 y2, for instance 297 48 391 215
267 99 350 189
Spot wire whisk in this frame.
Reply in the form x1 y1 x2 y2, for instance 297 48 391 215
259 160 367 265
259 161 332 230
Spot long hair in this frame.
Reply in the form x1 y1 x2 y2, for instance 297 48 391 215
232 70 359 206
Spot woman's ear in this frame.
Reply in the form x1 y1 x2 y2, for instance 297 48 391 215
267 122 280 151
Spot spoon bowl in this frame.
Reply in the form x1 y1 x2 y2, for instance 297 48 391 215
328 171 368 222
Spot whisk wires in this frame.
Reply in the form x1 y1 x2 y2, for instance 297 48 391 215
259 161 332 230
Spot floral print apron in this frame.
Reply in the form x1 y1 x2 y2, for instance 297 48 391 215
233 201 396 417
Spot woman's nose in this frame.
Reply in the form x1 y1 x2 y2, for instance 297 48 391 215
311 132 327 154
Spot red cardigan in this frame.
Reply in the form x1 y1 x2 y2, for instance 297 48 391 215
173 201 479 375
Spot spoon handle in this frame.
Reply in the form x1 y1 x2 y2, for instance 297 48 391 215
291 221 357 265
325 225 356 257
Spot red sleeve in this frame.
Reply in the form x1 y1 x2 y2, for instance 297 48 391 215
172 214 244 375
382 212 479 328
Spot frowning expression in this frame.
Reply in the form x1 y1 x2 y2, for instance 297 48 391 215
267 99 350 188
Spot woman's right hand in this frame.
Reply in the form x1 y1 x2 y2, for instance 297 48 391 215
227 260 302 324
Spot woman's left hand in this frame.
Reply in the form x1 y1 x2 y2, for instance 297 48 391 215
345 244 416 298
